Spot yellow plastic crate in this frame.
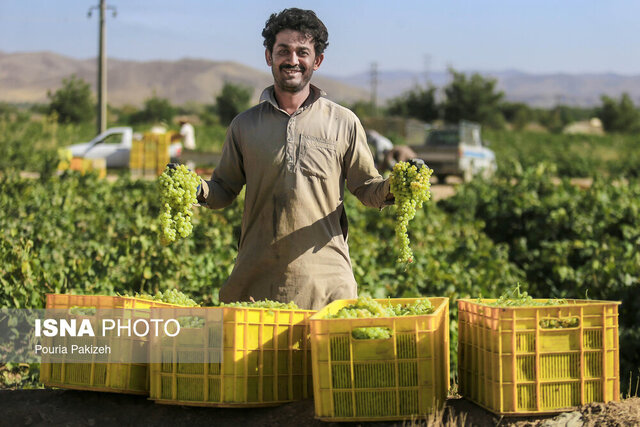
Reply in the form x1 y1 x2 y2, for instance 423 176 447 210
310 297 450 422
40 294 184 395
457 298 620 415
130 132 173 177
149 305 315 407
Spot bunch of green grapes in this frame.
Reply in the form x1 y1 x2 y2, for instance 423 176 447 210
69 306 97 316
481 283 568 307
328 296 435 339
177 315 206 329
158 164 200 243
132 289 200 307
388 298 434 316
328 296 393 318
389 161 433 264
352 327 392 340
219 300 299 309
539 317 579 329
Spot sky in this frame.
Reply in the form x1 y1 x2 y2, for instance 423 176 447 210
1 0 639 77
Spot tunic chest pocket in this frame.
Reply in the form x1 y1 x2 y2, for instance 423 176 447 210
298 135 338 179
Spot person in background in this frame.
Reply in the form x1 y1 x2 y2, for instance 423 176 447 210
192 8 425 310
382 145 418 171
365 129 394 167
178 118 196 150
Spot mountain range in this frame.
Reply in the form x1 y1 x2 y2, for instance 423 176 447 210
1 51 639 108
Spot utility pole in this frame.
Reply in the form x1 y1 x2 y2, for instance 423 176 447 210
370 62 378 116
88 1 116 135
423 54 432 87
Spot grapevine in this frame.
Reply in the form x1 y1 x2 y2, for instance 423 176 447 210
327 296 435 339
158 164 200 243
389 161 433 264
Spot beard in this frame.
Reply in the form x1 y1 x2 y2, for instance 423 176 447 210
272 63 314 93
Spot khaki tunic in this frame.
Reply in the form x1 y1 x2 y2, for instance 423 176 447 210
201 85 391 310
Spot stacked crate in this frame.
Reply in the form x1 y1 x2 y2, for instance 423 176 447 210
130 131 174 178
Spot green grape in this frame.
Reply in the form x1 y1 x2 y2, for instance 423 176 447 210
327 297 435 339
539 317 579 329
69 306 97 316
177 315 206 329
131 289 200 307
389 161 433 264
352 327 392 340
219 299 299 309
480 283 569 308
158 164 200 244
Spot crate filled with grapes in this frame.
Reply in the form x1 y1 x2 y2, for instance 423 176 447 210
309 296 449 421
40 291 198 395
148 300 316 407
458 285 621 415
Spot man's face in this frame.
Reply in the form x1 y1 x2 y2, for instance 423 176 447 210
266 29 324 94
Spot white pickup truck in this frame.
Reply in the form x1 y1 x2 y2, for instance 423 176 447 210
412 121 496 182
67 127 183 168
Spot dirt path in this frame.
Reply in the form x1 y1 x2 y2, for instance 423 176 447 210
2 389 638 426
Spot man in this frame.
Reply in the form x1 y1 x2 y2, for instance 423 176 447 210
178 118 196 150
365 129 394 167
195 8 423 309
382 145 418 171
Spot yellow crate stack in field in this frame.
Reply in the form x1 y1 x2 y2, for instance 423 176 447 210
39 294 187 395
457 298 620 415
149 305 315 407
130 131 174 177
309 297 450 422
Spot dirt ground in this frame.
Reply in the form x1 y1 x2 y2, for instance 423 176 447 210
1 389 639 427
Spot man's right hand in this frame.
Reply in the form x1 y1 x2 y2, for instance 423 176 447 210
165 163 205 203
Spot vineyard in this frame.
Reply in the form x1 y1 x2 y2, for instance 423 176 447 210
1 113 640 396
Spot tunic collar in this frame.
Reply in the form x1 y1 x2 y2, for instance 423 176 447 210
259 84 327 113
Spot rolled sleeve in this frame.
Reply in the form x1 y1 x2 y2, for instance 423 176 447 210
344 119 392 209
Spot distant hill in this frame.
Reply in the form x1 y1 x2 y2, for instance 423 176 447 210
0 51 369 107
2 51 639 108
330 69 640 108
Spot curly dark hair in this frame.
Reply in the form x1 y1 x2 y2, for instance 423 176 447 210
262 8 329 56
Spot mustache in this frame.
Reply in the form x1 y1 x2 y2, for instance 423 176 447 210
279 64 306 72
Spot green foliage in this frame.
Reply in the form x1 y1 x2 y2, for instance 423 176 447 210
499 102 532 130
128 93 176 125
537 105 597 133
439 163 640 379
0 172 242 308
387 84 439 122
597 93 640 133
47 75 95 124
215 82 253 125
485 128 640 178
0 114 94 178
3 117 640 386
346 100 377 120
442 68 505 128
